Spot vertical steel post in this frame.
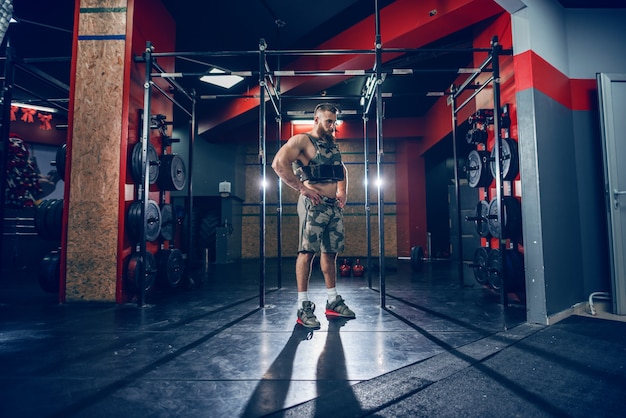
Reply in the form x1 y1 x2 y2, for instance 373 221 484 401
276 114 283 289
374 35 385 308
187 89 197 279
258 39 267 308
363 115 372 289
138 42 154 307
0 31 14 261
450 85 465 286
490 36 509 313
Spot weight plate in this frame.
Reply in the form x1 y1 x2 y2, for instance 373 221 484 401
45 199 63 241
486 248 525 292
475 200 490 237
125 252 157 293
157 154 186 191
127 200 161 242
131 142 159 184
508 250 525 292
487 196 522 240
35 199 52 239
467 150 492 188
487 248 502 290
160 204 175 241
472 247 490 285
466 127 488 145
157 248 184 288
38 250 60 293
490 138 519 181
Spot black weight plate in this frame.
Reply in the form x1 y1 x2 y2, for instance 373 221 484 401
160 204 175 241
504 196 522 241
131 142 159 184
38 250 60 293
508 250 525 292
487 248 502 290
35 199 52 239
45 199 63 241
467 150 492 188
503 138 519 180
126 252 157 293
466 127 488 145
472 247 490 285
487 248 526 292
127 200 161 242
157 248 184 288
487 196 522 240
157 154 186 191
55 143 66 181
490 138 519 180
145 200 161 242
475 200 490 237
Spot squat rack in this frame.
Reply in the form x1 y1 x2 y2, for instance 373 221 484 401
137 27 513 310
448 36 515 312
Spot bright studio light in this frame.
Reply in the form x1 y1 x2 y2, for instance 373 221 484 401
200 68 243 89
375 177 384 189
12 102 58 113
291 119 343 126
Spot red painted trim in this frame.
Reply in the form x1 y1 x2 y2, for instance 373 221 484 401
570 79 597 111
116 1 134 304
59 0 82 304
514 50 596 111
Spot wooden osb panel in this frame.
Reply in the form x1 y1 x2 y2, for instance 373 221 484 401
65 4 127 302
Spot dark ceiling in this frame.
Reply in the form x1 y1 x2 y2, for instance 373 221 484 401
1 0 624 137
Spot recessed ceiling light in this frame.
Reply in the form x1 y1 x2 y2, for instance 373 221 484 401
200 68 244 89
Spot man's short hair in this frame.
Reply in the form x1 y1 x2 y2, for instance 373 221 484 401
314 103 339 115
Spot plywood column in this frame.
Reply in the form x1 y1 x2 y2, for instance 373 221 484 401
65 1 129 302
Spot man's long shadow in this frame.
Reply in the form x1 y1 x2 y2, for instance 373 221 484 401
241 317 368 417
314 317 364 417
240 324 314 417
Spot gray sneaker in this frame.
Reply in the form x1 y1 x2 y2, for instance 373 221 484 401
297 301 321 328
325 295 356 319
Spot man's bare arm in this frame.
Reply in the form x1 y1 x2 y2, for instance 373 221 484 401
272 135 323 204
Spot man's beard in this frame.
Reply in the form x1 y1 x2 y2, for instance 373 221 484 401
321 130 335 142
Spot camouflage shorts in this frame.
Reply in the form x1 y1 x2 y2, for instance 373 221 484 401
297 194 345 254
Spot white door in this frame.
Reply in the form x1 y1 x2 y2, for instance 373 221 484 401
597 73 626 315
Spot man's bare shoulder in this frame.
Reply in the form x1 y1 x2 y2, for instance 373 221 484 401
286 132 311 144
283 132 313 151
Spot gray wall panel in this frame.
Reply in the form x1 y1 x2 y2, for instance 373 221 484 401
534 89 584 317
517 88 547 324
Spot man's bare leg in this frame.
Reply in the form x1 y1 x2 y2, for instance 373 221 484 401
320 252 355 318
295 252 320 328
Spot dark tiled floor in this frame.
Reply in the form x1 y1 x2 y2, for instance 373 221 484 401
1 258 625 417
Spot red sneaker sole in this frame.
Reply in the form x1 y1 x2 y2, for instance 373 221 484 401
296 318 320 328
325 309 355 318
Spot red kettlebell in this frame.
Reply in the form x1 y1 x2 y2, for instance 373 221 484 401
339 258 352 277
352 259 364 277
